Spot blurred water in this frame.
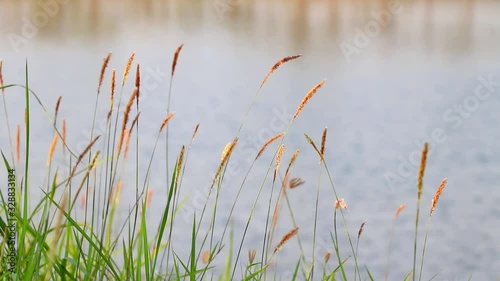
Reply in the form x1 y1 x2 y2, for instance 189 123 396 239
0 0 499 279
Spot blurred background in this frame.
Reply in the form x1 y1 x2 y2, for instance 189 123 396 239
0 0 499 279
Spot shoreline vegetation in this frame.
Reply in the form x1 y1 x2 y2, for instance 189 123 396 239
0 52 449 280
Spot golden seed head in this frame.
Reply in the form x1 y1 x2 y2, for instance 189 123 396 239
98 52 112 94
256 132 284 160
248 249 256 264
273 226 299 254
54 96 62 123
417 142 429 200
159 112 175 133
430 178 448 216
394 203 406 219
320 127 328 160
201 250 210 264
46 133 58 166
191 123 200 140
293 79 326 120
176 145 185 181
172 44 184 76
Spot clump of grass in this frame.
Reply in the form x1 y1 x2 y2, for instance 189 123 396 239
0 53 452 281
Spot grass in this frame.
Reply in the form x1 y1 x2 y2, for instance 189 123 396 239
0 53 449 280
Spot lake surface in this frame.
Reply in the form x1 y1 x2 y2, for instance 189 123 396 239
1 0 499 279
